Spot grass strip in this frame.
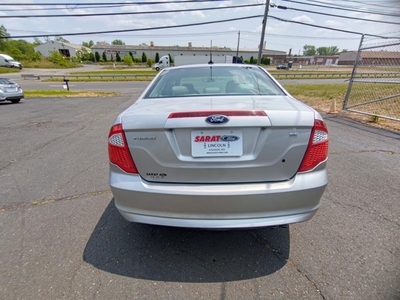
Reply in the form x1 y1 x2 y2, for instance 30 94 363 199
0 67 20 74
70 70 158 75
24 90 121 98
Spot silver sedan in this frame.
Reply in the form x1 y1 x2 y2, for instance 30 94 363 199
0 78 24 103
108 64 328 229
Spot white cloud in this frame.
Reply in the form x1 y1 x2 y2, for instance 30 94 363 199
325 20 343 28
190 11 206 18
291 15 315 24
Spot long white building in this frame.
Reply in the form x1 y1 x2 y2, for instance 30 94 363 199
90 42 287 63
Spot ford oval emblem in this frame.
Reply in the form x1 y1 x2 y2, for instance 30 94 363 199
221 135 240 142
205 115 229 125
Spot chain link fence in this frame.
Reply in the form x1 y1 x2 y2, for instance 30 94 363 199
343 35 400 122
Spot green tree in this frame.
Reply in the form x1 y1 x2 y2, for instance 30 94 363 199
102 51 107 62
47 50 76 67
33 37 43 46
81 51 94 62
147 58 154 68
155 52 160 62
341 49 348 53
112 39 125 45
303 44 316 56
116 52 121 62
142 52 147 63
2 38 42 61
110 54 114 61
316 47 329 56
249 56 254 64
82 40 94 48
328 46 340 55
55 36 70 43
122 53 133 66
261 57 270 65
0 24 10 51
168 54 174 64
95 51 100 62
129 51 133 60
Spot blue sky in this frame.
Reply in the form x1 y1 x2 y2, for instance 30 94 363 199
1 0 399 54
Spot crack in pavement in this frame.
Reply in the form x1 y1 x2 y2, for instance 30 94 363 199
250 231 327 300
329 149 397 155
0 189 111 213
325 194 400 228
0 124 86 171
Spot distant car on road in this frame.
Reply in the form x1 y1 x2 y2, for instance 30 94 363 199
276 64 289 70
108 64 329 229
0 78 24 103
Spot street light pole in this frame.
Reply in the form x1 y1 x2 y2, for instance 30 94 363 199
257 0 270 65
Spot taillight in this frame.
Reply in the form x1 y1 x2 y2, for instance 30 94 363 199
108 124 138 173
298 119 328 172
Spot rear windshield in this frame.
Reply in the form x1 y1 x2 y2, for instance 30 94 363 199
0 78 15 85
144 65 286 98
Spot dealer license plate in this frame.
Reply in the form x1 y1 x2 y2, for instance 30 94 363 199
191 130 243 157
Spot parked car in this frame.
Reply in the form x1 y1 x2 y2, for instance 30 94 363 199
276 64 288 70
108 64 328 229
0 78 24 103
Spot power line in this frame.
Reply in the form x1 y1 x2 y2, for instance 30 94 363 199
336 0 397 9
271 4 400 25
268 14 400 39
281 0 400 17
0 3 263 19
0 0 228 6
1 5 132 11
7 27 360 41
241 31 359 40
302 0 399 14
1 15 263 39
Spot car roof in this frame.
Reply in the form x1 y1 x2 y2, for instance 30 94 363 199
164 63 261 71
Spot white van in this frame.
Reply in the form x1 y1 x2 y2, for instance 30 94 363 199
0 54 23 69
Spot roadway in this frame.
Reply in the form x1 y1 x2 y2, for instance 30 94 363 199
14 78 349 92
0 91 399 299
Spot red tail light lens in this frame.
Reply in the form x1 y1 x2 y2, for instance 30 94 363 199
298 119 329 172
108 124 138 174
168 110 267 118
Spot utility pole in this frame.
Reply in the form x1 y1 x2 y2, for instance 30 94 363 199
257 0 270 65
236 31 240 60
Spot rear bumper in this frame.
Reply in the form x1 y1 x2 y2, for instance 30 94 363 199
110 162 328 229
0 92 24 101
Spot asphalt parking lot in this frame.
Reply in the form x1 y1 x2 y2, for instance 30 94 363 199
0 94 399 300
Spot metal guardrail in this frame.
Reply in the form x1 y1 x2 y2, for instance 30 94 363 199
273 72 400 78
21 72 400 80
21 74 156 79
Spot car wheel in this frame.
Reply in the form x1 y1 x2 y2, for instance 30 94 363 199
155 67 160 71
11 99 20 103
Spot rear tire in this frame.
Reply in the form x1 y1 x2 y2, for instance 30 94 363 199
11 99 20 103
155 67 160 71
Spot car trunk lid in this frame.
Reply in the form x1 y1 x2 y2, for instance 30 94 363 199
122 96 315 183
